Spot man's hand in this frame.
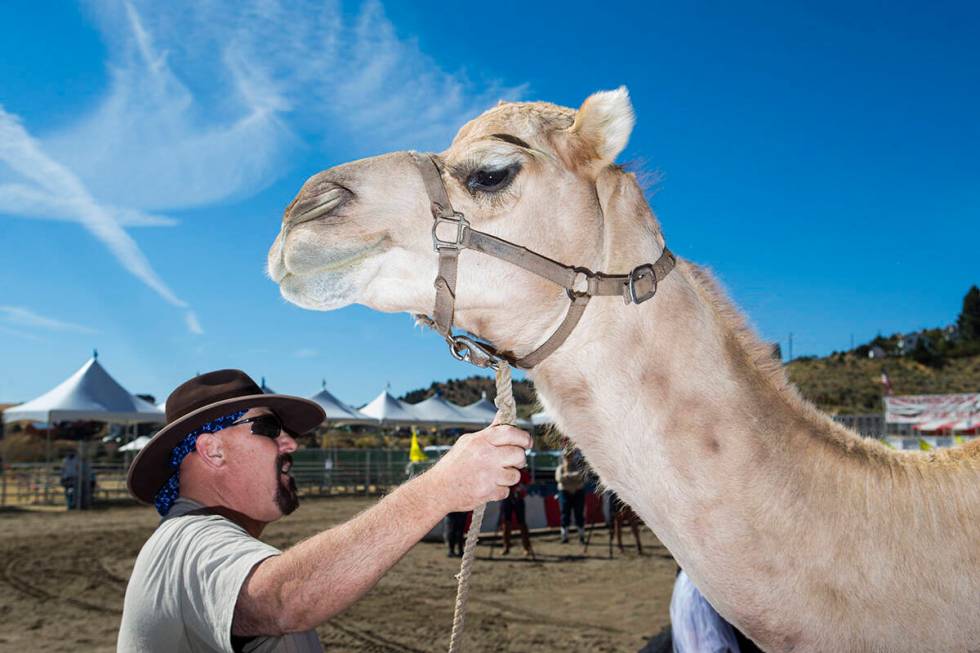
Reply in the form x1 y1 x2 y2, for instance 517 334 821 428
426 424 533 513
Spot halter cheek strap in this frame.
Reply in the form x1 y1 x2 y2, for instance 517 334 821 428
412 152 675 369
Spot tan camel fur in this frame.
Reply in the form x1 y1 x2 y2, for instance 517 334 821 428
268 88 980 652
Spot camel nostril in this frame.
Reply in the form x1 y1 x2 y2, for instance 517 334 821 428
285 185 353 227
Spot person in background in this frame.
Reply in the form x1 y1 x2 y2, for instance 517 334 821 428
555 449 587 544
607 489 644 554
445 511 469 558
60 450 79 510
501 466 534 558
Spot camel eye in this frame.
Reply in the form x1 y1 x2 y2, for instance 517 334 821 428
466 164 518 193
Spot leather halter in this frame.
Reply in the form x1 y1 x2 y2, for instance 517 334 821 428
412 152 675 370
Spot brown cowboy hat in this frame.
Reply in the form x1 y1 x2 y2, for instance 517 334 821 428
127 369 325 504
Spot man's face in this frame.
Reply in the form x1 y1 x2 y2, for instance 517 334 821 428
217 407 300 522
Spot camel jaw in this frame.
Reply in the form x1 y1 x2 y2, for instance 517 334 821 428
277 270 359 311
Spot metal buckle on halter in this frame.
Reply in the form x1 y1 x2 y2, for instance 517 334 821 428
448 334 500 369
432 212 469 251
626 264 657 304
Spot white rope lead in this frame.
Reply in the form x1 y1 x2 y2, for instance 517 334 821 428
447 361 516 653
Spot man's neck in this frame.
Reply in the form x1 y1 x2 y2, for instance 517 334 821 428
176 494 268 538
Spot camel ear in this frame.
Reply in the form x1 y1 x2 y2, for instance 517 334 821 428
570 87 635 166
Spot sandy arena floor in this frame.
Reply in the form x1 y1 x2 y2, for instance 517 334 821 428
0 496 676 652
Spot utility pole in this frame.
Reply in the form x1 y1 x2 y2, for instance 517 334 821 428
788 333 794 362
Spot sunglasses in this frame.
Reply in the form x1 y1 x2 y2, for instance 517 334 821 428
230 413 288 439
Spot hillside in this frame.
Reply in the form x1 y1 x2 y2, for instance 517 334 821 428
786 353 980 414
401 354 980 421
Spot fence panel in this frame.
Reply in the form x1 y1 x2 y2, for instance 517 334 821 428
1 448 564 508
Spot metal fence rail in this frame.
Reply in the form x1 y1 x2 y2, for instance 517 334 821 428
0 460 415 508
1 448 563 509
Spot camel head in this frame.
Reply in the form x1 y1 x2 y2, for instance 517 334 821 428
268 87 662 358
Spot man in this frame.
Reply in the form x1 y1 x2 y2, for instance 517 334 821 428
60 450 79 509
500 466 534 557
119 369 530 652
555 449 587 544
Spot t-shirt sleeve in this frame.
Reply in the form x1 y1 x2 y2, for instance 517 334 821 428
171 517 281 653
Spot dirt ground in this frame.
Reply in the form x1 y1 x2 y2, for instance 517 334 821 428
0 496 677 652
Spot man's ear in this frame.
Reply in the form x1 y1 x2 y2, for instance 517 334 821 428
564 86 635 175
195 433 225 469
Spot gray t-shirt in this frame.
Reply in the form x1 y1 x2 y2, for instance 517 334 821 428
118 498 323 652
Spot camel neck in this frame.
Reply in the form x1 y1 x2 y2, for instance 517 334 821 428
530 258 883 636
530 251 980 649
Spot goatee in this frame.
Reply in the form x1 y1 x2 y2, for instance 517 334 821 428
276 453 300 515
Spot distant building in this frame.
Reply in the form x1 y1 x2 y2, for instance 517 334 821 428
867 345 887 359
943 324 959 342
833 413 884 438
897 332 932 355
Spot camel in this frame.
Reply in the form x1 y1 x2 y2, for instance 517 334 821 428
267 88 980 652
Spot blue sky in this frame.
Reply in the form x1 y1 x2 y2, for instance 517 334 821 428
1 0 977 406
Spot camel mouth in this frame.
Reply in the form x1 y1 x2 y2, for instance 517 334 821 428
273 234 389 311
282 235 387 278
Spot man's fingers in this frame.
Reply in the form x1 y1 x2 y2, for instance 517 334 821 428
503 447 528 469
485 425 533 449
496 467 521 487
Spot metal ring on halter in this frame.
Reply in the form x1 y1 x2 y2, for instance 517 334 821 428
448 334 500 369
565 266 596 301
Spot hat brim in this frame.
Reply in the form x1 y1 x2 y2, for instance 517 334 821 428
127 394 325 505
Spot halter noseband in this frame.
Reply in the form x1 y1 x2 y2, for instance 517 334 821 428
412 152 675 370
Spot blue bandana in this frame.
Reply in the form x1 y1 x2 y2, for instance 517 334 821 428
153 409 248 516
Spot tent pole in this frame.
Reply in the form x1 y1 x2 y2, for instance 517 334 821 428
45 423 52 504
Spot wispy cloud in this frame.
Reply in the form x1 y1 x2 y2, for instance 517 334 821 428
0 324 45 342
59 0 526 209
0 306 97 334
0 0 523 336
184 311 204 336
0 109 198 331
293 348 319 359
41 1 293 211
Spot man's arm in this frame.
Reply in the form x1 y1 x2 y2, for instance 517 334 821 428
233 424 531 636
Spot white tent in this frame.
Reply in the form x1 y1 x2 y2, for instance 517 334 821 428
2 356 165 424
531 410 553 426
309 384 373 425
458 393 499 425
359 389 418 426
118 435 151 452
951 416 980 432
445 391 532 428
405 393 474 427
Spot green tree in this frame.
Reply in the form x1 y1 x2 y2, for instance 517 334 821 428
958 285 980 342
